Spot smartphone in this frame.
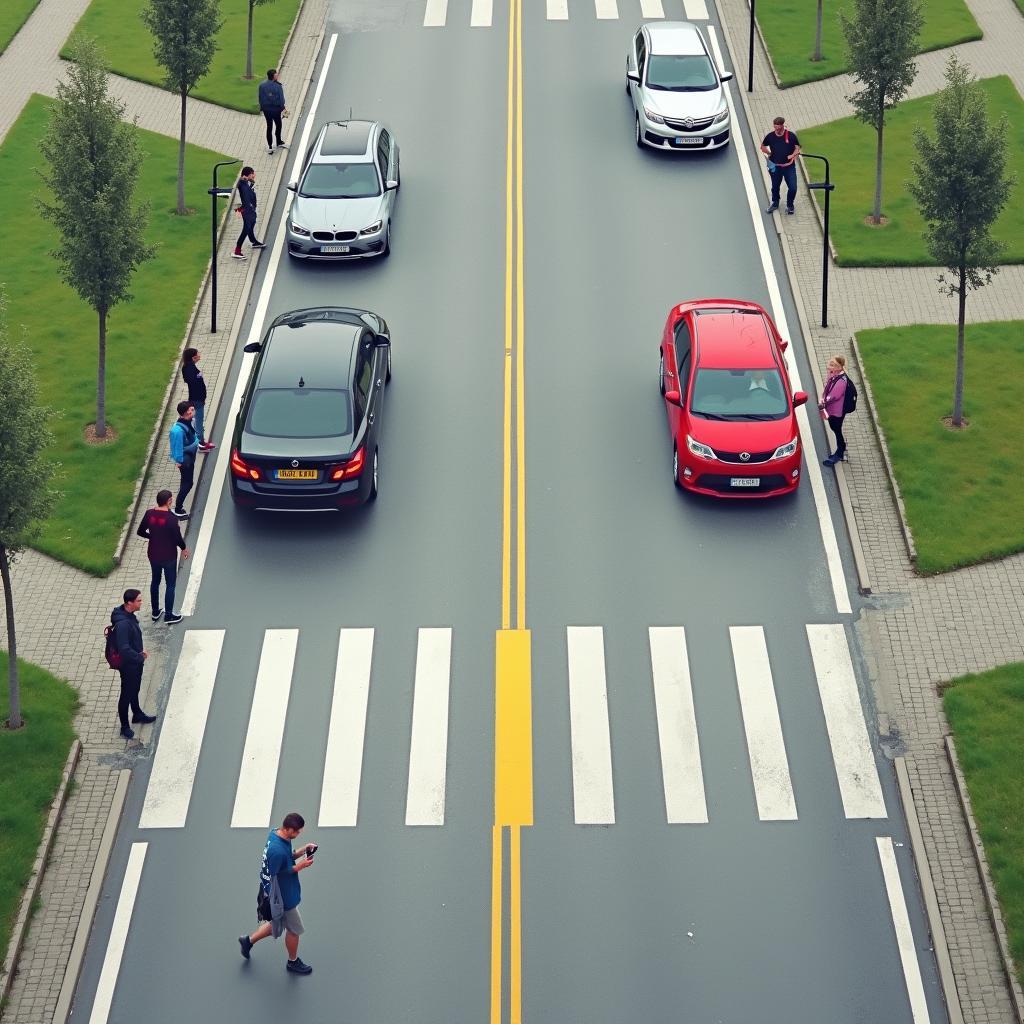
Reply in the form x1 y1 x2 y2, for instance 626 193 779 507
306 843 318 857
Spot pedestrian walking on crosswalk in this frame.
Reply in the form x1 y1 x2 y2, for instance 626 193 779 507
238 812 317 975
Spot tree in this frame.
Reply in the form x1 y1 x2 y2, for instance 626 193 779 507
908 55 1015 428
813 0 824 62
840 0 923 223
36 34 156 440
141 0 222 215
246 0 278 80
0 293 61 730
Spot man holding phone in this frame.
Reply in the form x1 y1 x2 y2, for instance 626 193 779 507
239 811 317 974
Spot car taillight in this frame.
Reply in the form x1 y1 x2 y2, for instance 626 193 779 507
331 446 365 480
230 450 262 481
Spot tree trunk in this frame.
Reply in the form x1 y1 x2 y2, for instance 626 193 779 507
246 1 255 80
96 305 107 437
1 544 22 730
177 88 188 216
952 264 967 427
813 0 824 61
872 105 885 224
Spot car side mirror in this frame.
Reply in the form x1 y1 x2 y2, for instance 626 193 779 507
286 181 297 193
385 179 399 191
780 339 789 351
243 342 262 353
375 335 391 347
665 389 681 406
719 71 734 83
793 391 808 407
627 73 640 84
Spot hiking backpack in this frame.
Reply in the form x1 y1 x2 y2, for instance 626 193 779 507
103 625 122 670
842 374 858 415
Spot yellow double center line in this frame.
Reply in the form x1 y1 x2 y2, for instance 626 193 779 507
492 0 531 1022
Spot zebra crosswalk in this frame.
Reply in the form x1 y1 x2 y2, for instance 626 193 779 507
138 623 887 831
421 0 711 28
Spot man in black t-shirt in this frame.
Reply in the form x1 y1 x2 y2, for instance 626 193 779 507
760 116 801 215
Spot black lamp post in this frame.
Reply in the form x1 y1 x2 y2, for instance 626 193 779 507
208 158 241 333
747 0 756 92
802 152 835 328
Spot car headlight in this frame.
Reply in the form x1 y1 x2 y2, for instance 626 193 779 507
771 436 799 460
643 107 665 125
359 220 383 236
290 222 310 237
712 106 729 125
686 434 716 460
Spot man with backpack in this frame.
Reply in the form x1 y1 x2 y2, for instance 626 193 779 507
169 400 199 520
818 354 857 467
108 589 156 739
760 116 801 215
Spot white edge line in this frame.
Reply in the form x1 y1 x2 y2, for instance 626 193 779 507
707 27 851 616
181 33 340 615
87 842 148 1024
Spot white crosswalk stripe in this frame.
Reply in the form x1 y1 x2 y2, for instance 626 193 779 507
683 0 710 20
423 0 448 27
640 0 665 17
471 0 493 26
419 0 710 27
595 0 619 18
547 0 569 17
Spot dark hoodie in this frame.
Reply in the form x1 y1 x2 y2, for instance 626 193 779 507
182 359 207 404
111 605 144 670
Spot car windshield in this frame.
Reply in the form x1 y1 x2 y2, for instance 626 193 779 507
690 369 789 420
247 389 352 438
646 53 718 92
300 162 380 199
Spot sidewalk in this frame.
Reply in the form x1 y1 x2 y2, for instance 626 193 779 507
0 1 327 1021
716 0 1024 1019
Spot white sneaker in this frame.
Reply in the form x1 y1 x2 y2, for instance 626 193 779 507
267 146 274 155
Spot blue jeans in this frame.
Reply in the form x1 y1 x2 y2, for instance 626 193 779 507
150 559 178 617
193 401 205 444
770 164 798 207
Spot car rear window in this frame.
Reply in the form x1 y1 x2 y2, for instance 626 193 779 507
247 389 352 438
690 369 788 420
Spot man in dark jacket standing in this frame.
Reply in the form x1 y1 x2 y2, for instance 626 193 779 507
111 589 156 739
137 489 189 624
233 167 265 260
258 69 288 155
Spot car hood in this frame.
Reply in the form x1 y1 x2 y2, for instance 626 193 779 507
643 87 724 120
687 416 796 453
290 194 384 233
239 431 355 461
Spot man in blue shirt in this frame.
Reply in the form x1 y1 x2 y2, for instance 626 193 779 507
239 811 317 974
168 401 199 519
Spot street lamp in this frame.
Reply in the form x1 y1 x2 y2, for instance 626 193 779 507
208 158 241 333
802 152 835 328
748 0 756 92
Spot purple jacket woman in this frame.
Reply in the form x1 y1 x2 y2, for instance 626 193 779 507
819 355 849 466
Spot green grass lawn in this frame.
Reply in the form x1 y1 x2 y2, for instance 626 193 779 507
0 94 235 575
943 663 1024 990
758 0 981 87
0 652 78 961
801 77 1024 268
856 321 1024 572
0 0 41 55
63 0 301 113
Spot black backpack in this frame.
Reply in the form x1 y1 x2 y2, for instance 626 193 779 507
104 624 122 670
842 374 858 415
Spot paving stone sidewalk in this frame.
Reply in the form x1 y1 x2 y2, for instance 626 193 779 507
0 1 327 1021
716 0 1024 1019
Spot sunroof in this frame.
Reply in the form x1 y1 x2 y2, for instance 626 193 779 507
320 121 372 156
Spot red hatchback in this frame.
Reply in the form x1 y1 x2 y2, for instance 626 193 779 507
659 299 808 497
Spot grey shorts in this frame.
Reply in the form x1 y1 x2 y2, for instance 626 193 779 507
281 907 304 935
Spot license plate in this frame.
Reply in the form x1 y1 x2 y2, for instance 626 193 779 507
321 244 350 253
675 137 702 145
730 477 760 488
275 469 318 480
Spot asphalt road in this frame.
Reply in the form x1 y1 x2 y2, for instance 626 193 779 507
71 3 949 1023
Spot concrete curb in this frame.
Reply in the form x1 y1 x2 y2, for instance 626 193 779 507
945 735 1024 1022
0 738 81 1006
849 333 919 564
894 756 965 1024
53 769 130 1024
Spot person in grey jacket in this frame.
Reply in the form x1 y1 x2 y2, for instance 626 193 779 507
258 69 287 155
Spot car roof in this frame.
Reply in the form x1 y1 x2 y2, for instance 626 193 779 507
645 21 706 57
315 120 376 161
693 308 779 369
258 319 361 390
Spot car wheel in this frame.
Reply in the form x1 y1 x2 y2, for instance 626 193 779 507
635 115 643 149
659 351 665 396
367 448 379 502
382 226 391 258
385 347 392 384
672 445 682 489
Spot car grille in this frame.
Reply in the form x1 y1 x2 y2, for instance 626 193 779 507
700 474 788 493
311 230 359 242
711 447 774 464
663 115 715 133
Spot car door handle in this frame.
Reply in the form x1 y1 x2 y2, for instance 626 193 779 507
376 379 383 389
368 412 375 425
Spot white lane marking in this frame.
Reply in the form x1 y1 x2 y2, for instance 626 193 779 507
640 0 665 17
180 34 339 616
595 0 619 17
231 629 299 828
139 630 223 829
88 842 147 1024
567 626 616 825
649 627 708 823
424 0 448 26
707 27 851 616
807 624 887 818
877 838 933 1023
683 0 710 19
318 628 374 827
730 626 798 820
471 0 493 26
547 0 569 17
405 628 453 826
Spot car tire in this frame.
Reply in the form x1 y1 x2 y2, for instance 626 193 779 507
385 347 392 384
635 115 643 149
367 448 379 502
659 351 666 396
672 445 682 489
382 226 391 258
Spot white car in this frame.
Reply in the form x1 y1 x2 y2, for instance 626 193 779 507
626 21 733 151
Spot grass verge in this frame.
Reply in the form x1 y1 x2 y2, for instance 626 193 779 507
801 77 1024 267
943 663 1024 990
63 0 302 113
758 0 981 88
0 0 42 56
0 94 235 575
856 321 1024 573
0 651 78 961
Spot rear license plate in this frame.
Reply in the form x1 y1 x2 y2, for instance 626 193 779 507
321 245 350 254
730 477 760 487
275 469 318 480
675 137 702 145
